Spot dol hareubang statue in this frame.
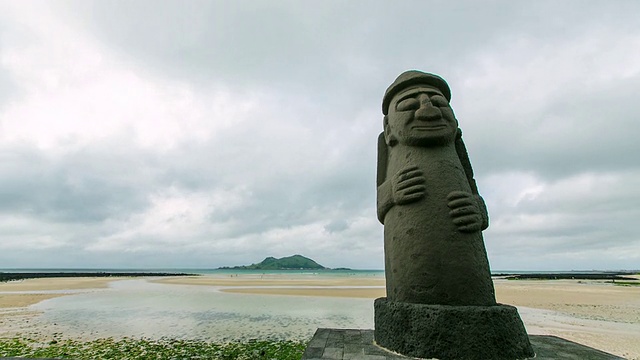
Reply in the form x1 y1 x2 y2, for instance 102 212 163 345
374 71 533 359
376 70 494 306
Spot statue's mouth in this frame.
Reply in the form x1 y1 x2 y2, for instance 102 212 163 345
412 125 447 131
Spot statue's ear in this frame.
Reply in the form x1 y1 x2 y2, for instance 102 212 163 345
377 132 388 187
383 116 398 146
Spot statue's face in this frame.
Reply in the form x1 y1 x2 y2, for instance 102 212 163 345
385 86 457 147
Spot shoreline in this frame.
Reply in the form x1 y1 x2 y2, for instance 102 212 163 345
0 276 135 341
1 275 638 359
0 271 196 283
0 276 134 311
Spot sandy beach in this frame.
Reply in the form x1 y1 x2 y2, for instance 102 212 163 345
0 277 128 308
156 274 640 359
153 274 386 288
0 277 130 340
1 274 639 359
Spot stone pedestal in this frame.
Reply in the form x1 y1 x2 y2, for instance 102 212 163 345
301 328 625 360
374 297 534 360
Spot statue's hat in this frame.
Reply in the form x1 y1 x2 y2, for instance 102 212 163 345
382 71 451 115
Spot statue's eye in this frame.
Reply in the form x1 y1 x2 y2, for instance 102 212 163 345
430 95 448 107
396 98 419 111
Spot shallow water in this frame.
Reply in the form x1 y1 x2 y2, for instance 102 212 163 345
29 279 373 341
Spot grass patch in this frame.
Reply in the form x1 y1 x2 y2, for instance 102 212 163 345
0 337 307 360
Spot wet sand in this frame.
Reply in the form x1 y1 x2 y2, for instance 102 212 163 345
0 293 67 308
1 275 639 359
0 277 128 308
494 278 640 360
153 274 385 288
0 277 125 292
223 287 385 298
153 275 386 298
155 275 640 359
0 277 130 338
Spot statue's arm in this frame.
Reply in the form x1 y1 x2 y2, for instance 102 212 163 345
379 167 426 224
377 180 394 224
475 194 489 230
377 132 392 224
376 133 426 223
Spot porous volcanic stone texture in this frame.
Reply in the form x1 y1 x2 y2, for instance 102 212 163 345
379 143 496 306
377 71 496 306
374 298 534 360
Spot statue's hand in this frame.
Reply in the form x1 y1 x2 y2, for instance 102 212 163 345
447 191 483 233
392 166 426 205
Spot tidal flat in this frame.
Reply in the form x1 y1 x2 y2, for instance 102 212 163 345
1 273 639 359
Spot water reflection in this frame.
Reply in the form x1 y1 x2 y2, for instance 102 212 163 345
30 279 373 341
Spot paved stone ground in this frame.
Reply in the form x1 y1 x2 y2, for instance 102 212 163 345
302 328 626 360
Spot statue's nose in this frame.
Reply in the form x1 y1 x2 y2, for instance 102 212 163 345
415 102 442 121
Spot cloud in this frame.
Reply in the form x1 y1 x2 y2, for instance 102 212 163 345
0 1 639 270
0 67 18 110
0 143 151 223
482 170 640 270
452 23 640 178
324 219 350 234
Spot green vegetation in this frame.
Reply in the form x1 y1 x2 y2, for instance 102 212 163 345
0 337 306 360
220 255 326 270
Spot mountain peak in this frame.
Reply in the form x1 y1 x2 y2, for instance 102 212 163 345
220 255 326 270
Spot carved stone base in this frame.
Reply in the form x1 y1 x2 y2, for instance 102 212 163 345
374 297 535 360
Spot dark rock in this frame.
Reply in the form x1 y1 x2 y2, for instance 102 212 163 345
374 299 534 359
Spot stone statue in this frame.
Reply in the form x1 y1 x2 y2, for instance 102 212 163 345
374 71 534 359
376 70 495 306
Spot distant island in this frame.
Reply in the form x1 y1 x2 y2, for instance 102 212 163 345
219 254 350 270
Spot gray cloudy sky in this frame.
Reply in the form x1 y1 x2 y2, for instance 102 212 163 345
1 0 639 271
